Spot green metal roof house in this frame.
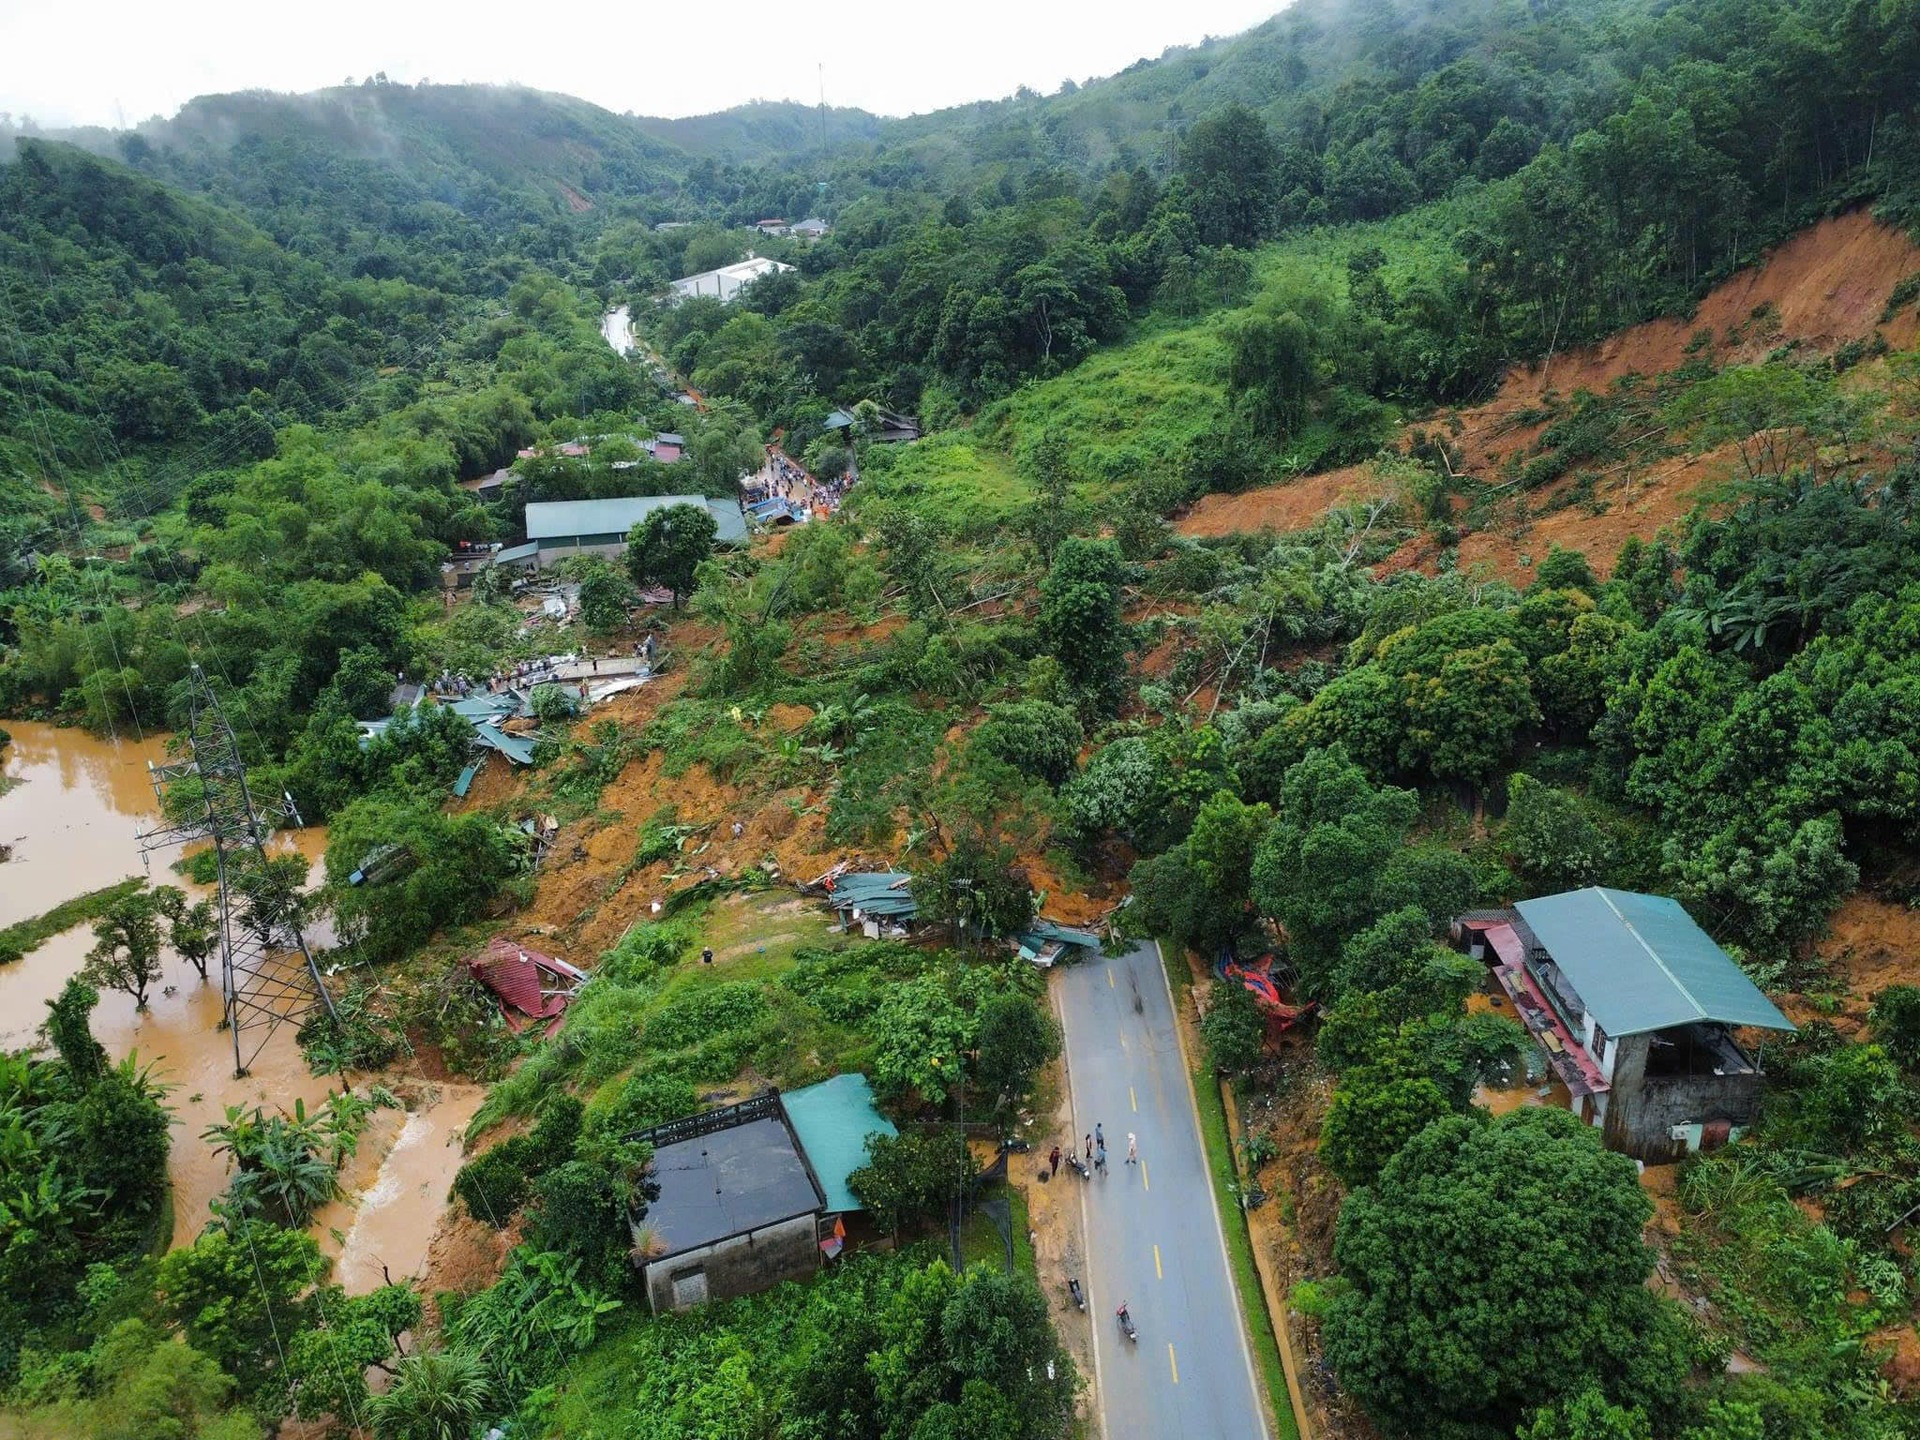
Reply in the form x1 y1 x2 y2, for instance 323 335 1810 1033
1459 887 1795 1163
781 1074 897 1214
521 495 748 567
624 1077 896 1313
1016 920 1103 968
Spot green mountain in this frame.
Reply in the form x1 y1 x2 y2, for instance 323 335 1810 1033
632 100 884 166
144 81 686 211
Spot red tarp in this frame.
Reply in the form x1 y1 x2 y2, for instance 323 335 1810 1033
467 938 586 1037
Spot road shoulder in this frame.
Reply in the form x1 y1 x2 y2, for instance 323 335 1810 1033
1155 939 1296 1440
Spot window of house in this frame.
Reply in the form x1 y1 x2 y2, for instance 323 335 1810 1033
1590 1023 1609 1066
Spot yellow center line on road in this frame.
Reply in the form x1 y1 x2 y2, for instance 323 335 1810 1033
1168 1343 1179 1384
1129 1086 1137 1112
1142 1161 1150 1191
1107 970 1115 987
1154 1244 1162 1279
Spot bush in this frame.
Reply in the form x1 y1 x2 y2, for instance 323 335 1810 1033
1319 1068 1453 1188
1869 985 1920 1071
969 699 1083 787
644 981 766 1051
453 1094 583 1226
1201 979 1268 1074
1505 774 1614 892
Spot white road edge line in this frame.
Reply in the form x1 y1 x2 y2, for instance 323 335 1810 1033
1152 939 1271 1440
1051 973 1108 1440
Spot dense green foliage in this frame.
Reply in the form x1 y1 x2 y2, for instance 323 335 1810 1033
1324 1109 1692 1440
540 1253 1073 1440
0 985 168 1363
7 4 1920 1437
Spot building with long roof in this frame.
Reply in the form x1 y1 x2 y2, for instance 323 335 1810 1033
668 254 793 303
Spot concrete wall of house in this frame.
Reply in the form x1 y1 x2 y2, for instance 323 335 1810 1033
643 1212 821 1313
535 539 627 568
1602 1033 1767 1163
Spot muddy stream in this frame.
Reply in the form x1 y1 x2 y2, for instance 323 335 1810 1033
0 722 478 1289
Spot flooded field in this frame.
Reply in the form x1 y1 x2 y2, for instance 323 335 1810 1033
1 722 476 1281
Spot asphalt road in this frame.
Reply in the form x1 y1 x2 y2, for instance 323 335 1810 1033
1055 940 1269 1440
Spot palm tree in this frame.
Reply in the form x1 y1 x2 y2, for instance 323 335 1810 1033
368 1350 490 1440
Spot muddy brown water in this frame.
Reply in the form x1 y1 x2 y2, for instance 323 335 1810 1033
1 722 476 1286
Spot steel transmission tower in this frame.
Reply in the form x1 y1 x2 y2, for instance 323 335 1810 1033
138 664 337 1076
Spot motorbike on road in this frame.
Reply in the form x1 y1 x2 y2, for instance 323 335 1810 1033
1116 1301 1138 1342
1067 1275 1086 1311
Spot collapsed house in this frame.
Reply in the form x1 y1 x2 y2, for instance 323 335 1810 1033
821 871 918 937
627 1077 896 1313
823 406 920 444
465 937 586 1038
1455 887 1796 1162
1014 919 1102 968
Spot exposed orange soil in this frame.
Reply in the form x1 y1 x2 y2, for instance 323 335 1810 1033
1179 210 1920 578
518 747 838 958
1813 892 1920 1003
1503 209 1920 412
1875 1322 1920 1396
763 701 815 732
1018 1036 1098 1419
417 1209 515 1319
1390 442 1746 585
1175 463 1390 538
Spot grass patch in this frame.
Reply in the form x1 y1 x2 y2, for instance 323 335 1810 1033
472 890 913 1135
0 876 145 965
1160 942 1300 1440
849 431 1027 529
959 1202 1011 1271
1008 1185 1035 1279
957 1184 1036 1276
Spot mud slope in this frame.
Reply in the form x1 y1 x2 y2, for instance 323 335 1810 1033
1178 208 1920 573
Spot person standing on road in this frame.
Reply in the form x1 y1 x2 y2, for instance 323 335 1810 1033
1083 1133 1092 1163
1048 1145 1061 1178
1095 1122 1104 1150
1126 1132 1139 1165
1094 1138 1106 1172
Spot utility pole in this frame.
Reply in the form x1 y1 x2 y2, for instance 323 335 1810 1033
137 664 337 1076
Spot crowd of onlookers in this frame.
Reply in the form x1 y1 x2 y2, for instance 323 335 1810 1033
742 444 854 518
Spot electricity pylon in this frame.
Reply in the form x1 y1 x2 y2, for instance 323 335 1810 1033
137 664 336 1076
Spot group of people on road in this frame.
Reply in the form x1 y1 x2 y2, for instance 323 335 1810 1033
1047 1121 1138 1179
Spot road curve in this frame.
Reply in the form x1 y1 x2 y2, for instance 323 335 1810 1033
1054 940 1269 1440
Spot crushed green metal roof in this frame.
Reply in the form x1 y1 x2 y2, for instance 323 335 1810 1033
1017 921 1102 959
827 871 918 919
1514 887 1795 1037
782 1074 896 1214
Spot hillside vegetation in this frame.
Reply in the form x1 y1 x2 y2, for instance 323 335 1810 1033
5 2 1920 1440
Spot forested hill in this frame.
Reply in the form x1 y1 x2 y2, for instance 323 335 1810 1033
129 83 686 225
630 100 885 165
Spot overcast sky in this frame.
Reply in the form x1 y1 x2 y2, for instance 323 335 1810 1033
0 0 1284 130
